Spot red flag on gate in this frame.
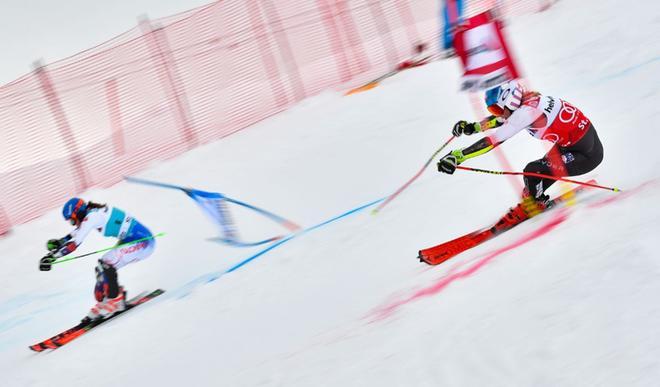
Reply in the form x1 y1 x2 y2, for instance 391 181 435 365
453 11 521 91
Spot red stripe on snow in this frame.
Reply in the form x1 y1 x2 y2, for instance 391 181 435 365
369 209 570 322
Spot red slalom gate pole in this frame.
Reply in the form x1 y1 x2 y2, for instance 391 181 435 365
372 136 456 214
455 166 622 192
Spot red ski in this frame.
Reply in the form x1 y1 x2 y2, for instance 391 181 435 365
418 183 592 265
29 289 164 352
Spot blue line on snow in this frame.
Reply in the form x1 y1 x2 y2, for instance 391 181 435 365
226 235 296 273
227 197 384 272
169 197 385 299
227 197 384 273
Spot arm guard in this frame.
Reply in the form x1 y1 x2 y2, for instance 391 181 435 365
478 115 505 132
451 137 502 163
53 241 77 258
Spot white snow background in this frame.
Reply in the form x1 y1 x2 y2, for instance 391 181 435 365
1 0 659 386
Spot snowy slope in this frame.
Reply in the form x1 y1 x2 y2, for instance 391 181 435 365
1 0 660 386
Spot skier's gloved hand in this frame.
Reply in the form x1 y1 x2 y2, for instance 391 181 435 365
438 155 458 174
438 150 464 174
452 121 481 137
39 252 55 271
47 238 62 252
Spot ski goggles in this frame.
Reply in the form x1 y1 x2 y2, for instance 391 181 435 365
487 104 505 116
68 199 85 225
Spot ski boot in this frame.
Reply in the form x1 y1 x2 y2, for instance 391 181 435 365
82 260 126 324
520 192 550 218
493 192 550 232
83 287 126 323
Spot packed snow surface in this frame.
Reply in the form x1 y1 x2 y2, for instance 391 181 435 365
1 0 659 386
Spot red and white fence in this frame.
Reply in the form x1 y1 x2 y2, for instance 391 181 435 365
0 0 553 235
465 0 558 17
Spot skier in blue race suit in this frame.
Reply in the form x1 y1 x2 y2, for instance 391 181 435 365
40 198 155 322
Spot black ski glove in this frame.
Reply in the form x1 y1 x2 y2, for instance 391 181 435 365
438 153 459 174
452 120 480 137
39 252 55 271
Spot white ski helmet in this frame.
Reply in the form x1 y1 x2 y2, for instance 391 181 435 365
485 80 524 116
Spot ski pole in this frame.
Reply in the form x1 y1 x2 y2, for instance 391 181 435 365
372 135 456 214
51 232 166 265
455 166 621 192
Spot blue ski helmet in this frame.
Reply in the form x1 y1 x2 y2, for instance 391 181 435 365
62 197 87 225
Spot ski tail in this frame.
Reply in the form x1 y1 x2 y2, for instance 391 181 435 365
29 324 84 352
